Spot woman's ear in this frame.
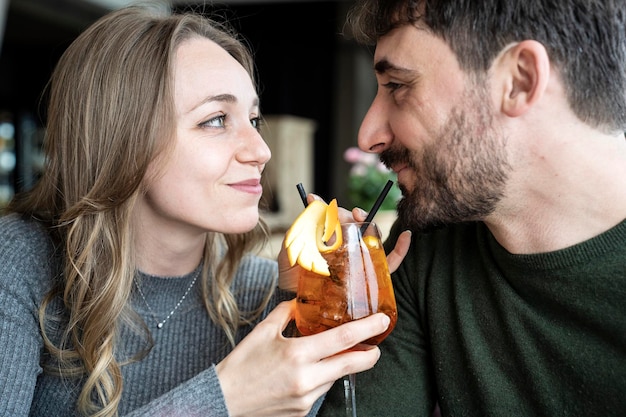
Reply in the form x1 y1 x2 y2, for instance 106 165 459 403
494 40 550 117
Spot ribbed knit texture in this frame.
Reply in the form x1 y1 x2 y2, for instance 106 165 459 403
0 213 321 416
320 220 626 417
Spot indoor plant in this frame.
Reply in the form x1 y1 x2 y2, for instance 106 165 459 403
343 146 401 211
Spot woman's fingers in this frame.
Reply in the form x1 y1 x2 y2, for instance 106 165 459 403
216 302 390 416
317 344 381 380
264 299 296 329
277 245 299 291
297 313 390 361
264 303 391 363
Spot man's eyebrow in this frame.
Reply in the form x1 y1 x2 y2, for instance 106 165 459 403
374 58 414 76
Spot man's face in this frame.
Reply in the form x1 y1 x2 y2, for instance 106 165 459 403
358 25 510 231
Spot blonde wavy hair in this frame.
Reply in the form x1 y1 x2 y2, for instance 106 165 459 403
7 5 272 417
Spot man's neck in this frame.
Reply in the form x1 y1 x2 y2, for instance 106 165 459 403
485 131 626 254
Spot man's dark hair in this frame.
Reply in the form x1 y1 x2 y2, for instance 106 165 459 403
346 0 626 132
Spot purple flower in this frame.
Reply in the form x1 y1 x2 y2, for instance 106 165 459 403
343 146 364 164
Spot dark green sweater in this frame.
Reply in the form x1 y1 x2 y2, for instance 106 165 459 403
320 220 626 417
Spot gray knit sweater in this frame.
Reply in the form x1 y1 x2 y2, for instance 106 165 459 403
0 213 318 416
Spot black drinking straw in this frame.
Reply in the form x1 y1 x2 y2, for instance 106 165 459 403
296 180 394 234
360 179 394 234
296 183 308 207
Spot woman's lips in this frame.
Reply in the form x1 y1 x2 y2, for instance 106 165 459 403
230 179 263 195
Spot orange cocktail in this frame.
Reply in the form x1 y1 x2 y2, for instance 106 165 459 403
294 222 397 345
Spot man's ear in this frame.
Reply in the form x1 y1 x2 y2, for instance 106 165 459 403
495 40 550 117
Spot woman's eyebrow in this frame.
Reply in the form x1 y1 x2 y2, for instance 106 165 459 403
188 93 237 113
187 94 259 114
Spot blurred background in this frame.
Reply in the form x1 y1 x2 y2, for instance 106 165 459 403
0 0 399 251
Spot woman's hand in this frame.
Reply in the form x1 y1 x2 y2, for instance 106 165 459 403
278 194 411 292
215 300 390 417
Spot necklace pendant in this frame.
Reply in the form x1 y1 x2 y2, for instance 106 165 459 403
135 268 200 332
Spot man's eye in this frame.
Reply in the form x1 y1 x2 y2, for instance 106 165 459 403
382 81 402 92
201 115 226 128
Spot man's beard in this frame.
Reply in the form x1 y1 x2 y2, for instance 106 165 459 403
380 83 510 233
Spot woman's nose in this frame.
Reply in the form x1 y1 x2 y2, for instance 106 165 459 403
240 126 271 166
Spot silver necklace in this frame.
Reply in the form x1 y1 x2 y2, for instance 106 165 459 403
134 269 200 329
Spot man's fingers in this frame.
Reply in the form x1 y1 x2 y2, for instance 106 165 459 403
387 230 411 273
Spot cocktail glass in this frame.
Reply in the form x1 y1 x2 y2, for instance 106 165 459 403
295 221 397 417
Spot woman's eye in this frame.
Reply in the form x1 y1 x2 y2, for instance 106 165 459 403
250 117 262 131
201 115 226 128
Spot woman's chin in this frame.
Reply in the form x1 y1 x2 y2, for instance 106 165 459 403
217 214 260 234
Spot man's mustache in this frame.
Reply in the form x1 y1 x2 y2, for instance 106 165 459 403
380 147 413 171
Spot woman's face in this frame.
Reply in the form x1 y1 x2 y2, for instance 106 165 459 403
137 36 270 245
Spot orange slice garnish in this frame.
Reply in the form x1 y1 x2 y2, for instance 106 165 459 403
284 198 342 276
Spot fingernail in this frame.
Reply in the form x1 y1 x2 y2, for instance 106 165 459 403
381 314 390 328
358 208 368 217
